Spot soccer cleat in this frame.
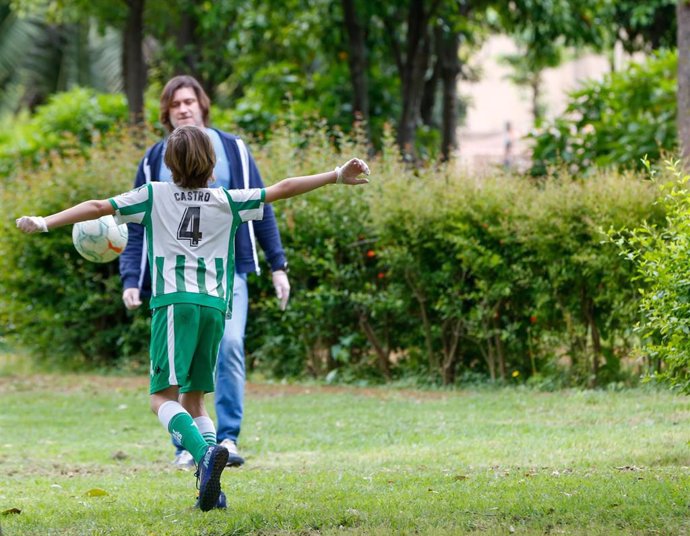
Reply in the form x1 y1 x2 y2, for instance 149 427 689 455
173 449 195 470
194 490 227 510
194 445 229 512
219 439 245 467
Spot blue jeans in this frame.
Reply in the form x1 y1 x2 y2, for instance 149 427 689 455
173 272 248 454
214 271 248 444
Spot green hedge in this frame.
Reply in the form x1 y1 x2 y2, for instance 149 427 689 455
0 111 666 386
246 129 664 386
0 132 152 368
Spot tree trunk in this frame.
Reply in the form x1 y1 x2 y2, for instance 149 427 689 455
395 0 437 161
122 0 146 124
530 74 542 127
557 295 582 371
359 314 392 380
437 25 460 161
678 0 690 162
441 357 457 385
176 9 202 85
485 327 497 381
420 56 438 127
398 37 431 160
584 295 601 387
75 20 91 88
441 318 462 385
341 0 370 140
405 269 437 373
492 315 507 380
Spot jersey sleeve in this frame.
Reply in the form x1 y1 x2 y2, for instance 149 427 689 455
226 187 265 223
109 184 151 225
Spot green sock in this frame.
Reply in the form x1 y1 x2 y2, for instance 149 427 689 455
194 416 217 446
168 413 209 464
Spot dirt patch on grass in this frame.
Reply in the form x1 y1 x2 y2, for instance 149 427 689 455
0 373 453 400
246 382 452 400
0 374 149 395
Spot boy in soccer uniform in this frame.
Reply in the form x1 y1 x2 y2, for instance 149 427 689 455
16 125 371 511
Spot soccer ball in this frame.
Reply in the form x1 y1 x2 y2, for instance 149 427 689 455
72 215 128 263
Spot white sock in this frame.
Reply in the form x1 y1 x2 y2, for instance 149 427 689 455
194 416 217 445
157 400 188 430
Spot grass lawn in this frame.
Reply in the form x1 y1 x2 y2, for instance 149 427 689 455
1 364 689 535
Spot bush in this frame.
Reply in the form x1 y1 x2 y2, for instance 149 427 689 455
0 131 151 367
530 49 676 176
246 124 662 386
246 124 406 381
0 87 129 176
0 112 666 387
368 166 662 386
611 158 690 393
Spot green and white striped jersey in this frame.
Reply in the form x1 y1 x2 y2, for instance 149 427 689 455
109 182 265 317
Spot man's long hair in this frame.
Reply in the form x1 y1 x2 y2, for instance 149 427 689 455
160 75 211 133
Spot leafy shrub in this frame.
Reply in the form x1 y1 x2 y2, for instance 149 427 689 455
245 123 662 386
0 113 666 387
611 159 690 393
245 124 409 381
0 87 128 175
530 49 676 176
368 166 661 386
0 131 151 367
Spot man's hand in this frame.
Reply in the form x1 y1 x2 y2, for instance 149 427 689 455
272 270 290 311
122 288 142 310
335 158 370 185
16 216 48 234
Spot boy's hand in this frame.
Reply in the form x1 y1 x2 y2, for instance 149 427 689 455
16 216 48 233
336 158 370 185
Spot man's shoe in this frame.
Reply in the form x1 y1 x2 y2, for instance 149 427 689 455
173 450 195 470
219 439 245 467
195 445 229 512
194 490 227 510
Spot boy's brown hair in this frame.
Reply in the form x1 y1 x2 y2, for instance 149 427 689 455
164 126 216 189
160 75 211 133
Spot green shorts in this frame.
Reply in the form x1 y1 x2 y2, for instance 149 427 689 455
149 303 224 395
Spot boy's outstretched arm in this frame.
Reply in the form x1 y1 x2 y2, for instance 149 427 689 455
16 199 115 234
264 158 370 203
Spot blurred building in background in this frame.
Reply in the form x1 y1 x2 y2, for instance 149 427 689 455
457 35 629 172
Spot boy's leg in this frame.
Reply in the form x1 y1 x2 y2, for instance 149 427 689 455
180 391 226 510
157 393 228 511
152 388 209 464
167 297 229 464
180 391 217 445
195 416 217 446
181 307 228 511
150 305 210 465
149 303 228 512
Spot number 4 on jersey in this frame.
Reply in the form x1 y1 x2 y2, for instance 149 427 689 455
177 206 203 246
